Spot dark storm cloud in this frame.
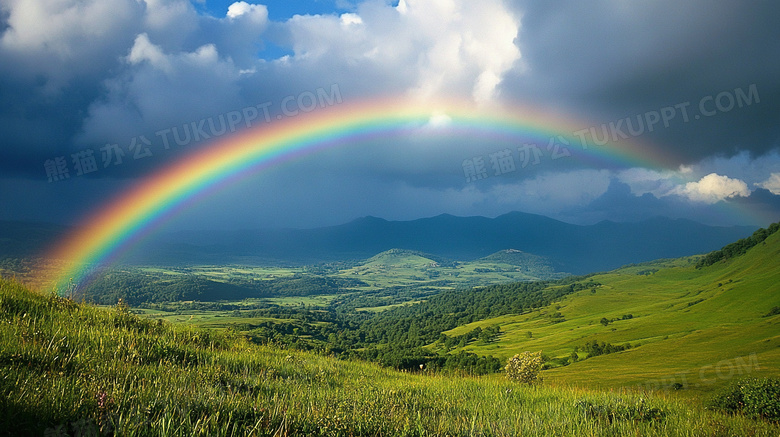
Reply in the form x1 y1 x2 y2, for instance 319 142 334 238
729 188 780 225
0 78 104 177
502 0 780 162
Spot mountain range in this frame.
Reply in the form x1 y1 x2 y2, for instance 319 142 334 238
0 212 759 275
139 212 757 274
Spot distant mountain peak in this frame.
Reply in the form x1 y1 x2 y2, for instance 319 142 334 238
353 215 388 223
123 212 758 275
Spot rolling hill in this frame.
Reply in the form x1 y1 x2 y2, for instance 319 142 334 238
441 224 780 395
334 248 565 290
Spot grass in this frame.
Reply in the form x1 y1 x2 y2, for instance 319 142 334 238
334 248 561 291
3 276 780 436
130 307 294 328
261 294 342 307
441 232 780 397
138 265 306 281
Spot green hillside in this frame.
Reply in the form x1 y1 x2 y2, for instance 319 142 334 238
472 249 566 279
2 277 780 436
336 248 563 291
363 248 452 267
442 228 780 396
478 248 550 265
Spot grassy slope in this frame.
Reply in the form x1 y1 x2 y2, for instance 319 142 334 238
336 248 561 291
445 231 780 396
2 277 779 436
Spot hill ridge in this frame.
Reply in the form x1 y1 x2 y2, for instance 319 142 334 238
442 223 780 393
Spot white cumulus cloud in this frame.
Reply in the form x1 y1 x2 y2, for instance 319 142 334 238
227 1 267 20
282 0 521 103
127 33 172 72
673 173 750 203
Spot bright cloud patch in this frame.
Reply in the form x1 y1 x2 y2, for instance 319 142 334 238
617 152 780 204
127 33 171 72
339 13 363 26
757 173 780 195
227 2 263 19
284 0 521 103
673 173 750 203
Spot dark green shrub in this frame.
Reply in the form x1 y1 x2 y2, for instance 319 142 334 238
708 377 780 422
764 306 780 317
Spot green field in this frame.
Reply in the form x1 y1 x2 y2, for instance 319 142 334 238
68 228 780 396
2 276 779 436
139 265 306 281
81 230 780 398
441 232 780 396
131 307 294 328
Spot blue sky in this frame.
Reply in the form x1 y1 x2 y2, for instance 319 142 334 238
1 0 779 230
196 0 347 21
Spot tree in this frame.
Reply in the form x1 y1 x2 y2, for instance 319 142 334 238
505 351 543 384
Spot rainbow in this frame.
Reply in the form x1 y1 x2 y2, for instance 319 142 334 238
42 98 679 293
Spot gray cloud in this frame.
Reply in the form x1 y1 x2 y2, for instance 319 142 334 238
502 0 780 161
561 179 778 227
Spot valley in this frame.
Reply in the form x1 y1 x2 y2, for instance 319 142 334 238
1 219 778 435
60 222 780 389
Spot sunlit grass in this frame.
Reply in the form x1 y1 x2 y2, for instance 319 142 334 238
2 276 778 436
441 233 780 396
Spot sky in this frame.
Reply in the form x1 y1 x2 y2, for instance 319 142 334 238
1 0 779 231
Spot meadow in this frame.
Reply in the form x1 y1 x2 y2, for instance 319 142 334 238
2 276 779 436
442 232 780 397
2 225 779 434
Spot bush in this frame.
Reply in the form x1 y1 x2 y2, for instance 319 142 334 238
707 377 780 422
505 351 543 384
